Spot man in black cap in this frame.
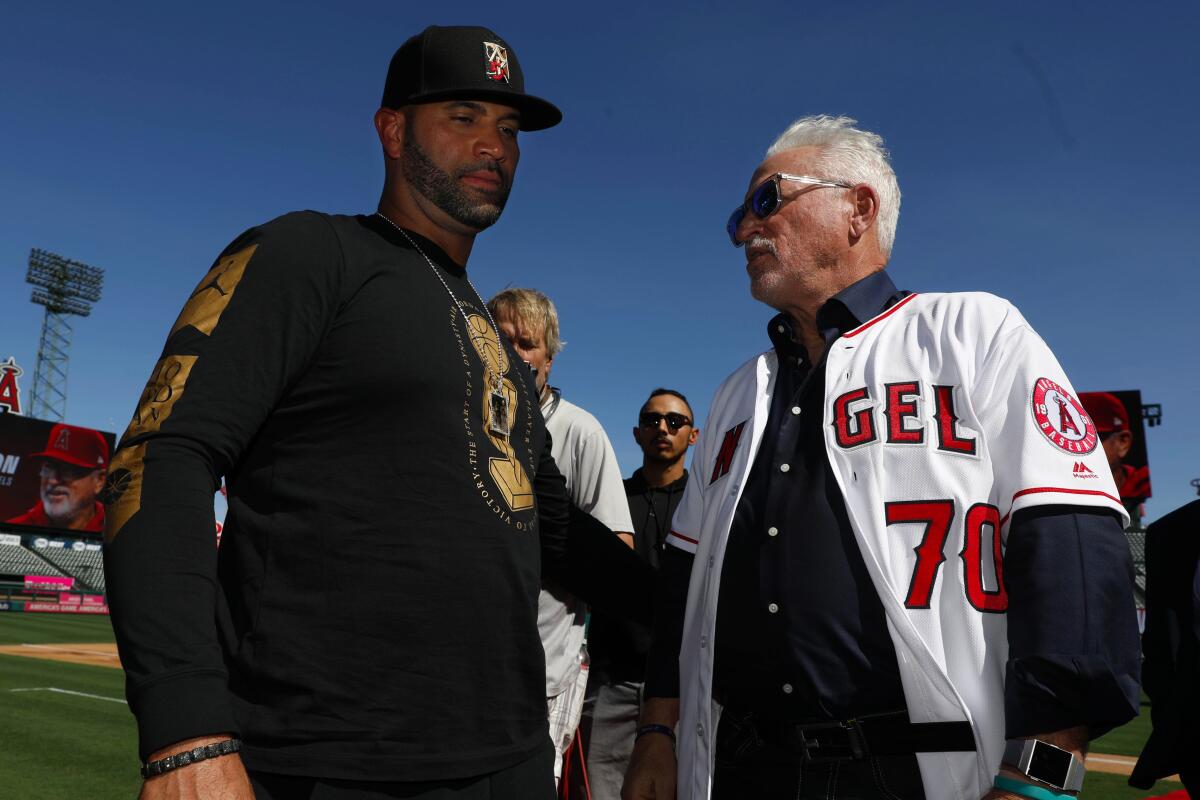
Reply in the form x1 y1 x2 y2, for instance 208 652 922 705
104 26 650 800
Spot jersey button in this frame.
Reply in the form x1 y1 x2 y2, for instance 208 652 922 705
767 602 779 614
791 406 801 415
782 683 794 695
767 526 779 537
779 463 790 473
700 635 708 648
696 724 704 738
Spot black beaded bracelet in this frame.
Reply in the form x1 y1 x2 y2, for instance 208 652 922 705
636 724 677 744
140 738 242 779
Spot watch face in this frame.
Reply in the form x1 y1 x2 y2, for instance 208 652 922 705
1027 741 1074 787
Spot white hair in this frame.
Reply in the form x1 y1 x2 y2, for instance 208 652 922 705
766 115 901 257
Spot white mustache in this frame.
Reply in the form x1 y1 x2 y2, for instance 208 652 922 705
747 236 776 256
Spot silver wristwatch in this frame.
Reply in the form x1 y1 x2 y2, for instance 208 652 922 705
1002 738 1085 792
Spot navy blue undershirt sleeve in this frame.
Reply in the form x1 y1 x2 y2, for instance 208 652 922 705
1003 504 1141 739
644 544 694 698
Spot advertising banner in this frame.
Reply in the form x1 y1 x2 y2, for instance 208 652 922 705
0 415 116 534
59 593 82 604
0 533 21 546
25 575 74 590
26 601 109 614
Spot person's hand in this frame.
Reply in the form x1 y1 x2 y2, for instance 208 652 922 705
138 736 254 800
621 732 676 800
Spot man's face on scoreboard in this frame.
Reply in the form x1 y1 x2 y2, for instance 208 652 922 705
39 458 105 529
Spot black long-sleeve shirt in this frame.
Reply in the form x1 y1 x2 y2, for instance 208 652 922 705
589 469 689 685
645 271 1139 739
103 212 651 780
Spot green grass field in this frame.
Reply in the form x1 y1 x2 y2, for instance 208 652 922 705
0 613 1189 798
0 613 139 799
0 612 118 645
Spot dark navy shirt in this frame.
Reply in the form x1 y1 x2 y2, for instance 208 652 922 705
713 271 909 720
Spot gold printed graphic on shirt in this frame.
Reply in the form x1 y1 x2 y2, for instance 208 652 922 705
169 244 257 337
464 313 533 512
123 355 198 438
101 442 146 542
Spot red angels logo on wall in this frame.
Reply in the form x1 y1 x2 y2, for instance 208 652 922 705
1031 377 1098 454
0 356 24 415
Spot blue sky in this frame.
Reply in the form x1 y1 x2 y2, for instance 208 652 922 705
1 1 1197 523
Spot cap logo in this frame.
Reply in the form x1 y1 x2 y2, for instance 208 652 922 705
483 41 510 83
54 427 70 452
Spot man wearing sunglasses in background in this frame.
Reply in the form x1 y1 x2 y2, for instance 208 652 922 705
625 116 1140 800
586 389 698 800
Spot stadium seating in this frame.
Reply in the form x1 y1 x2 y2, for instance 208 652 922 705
0 542 68 579
31 539 106 593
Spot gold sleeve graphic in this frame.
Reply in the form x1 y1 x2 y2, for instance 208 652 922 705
465 313 533 512
105 245 256 541
101 442 146 543
169 244 256 337
122 355 198 439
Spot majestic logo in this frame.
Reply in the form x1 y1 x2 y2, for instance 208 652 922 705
1072 461 1098 479
483 42 510 83
1031 378 1097 454
710 421 747 484
0 356 24 415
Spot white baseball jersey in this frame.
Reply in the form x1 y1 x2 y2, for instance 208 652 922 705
668 292 1127 800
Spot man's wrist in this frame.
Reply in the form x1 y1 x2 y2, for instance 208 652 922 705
142 734 241 779
637 696 680 729
1000 735 1086 793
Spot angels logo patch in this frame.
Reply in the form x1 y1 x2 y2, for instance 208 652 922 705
1031 377 1097 454
483 42 510 83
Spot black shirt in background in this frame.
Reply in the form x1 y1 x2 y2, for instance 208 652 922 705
588 468 688 685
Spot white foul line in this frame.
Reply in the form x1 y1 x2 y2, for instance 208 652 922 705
9 687 126 704
1086 755 1137 766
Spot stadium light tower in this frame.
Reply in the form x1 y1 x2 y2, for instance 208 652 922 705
25 248 104 421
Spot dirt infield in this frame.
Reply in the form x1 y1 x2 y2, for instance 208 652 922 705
0 642 121 669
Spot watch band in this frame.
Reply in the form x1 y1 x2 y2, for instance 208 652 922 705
140 738 242 779
1002 738 1085 792
635 724 677 745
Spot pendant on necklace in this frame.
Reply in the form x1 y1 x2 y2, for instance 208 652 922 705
489 383 511 439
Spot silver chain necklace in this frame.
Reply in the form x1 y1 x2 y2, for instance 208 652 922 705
375 211 512 438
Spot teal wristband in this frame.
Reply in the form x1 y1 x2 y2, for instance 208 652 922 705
993 775 1076 800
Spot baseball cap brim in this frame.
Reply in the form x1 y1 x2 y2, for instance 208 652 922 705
29 450 102 470
401 89 562 132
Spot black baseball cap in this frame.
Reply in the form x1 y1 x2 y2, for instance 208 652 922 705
381 26 562 131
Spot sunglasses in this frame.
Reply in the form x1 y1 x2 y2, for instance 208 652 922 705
639 412 692 432
726 172 854 246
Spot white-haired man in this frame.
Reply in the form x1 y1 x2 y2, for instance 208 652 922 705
488 287 634 786
624 116 1140 800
